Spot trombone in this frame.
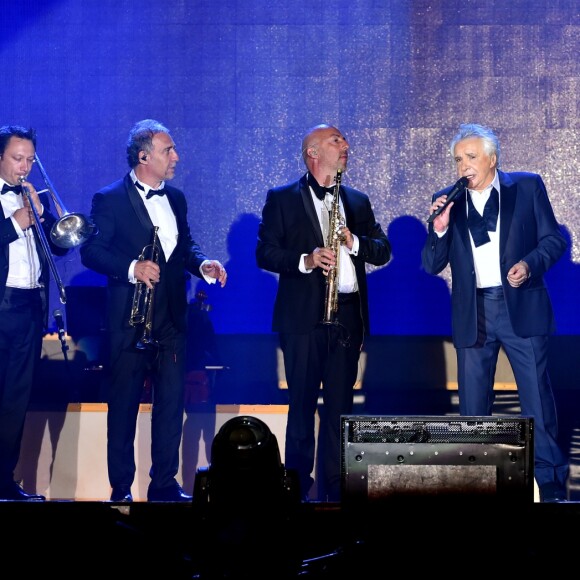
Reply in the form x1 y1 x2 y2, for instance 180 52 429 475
33 153 97 249
19 154 97 304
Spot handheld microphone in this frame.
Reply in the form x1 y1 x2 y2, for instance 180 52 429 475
53 309 66 341
426 176 469 224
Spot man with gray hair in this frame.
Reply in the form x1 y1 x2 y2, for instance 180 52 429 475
422 123 569 502
81 119 227 502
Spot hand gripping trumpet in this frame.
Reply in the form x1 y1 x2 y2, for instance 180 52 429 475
322 168 345 325
130 226 160 350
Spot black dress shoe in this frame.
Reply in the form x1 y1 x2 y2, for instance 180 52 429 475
0 481 45 501
147 483 192 502
110 485 133 502
539 482 568 503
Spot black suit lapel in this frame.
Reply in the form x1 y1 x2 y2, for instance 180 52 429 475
453 194 474 257
498 172 516 251
125 175 154 231
299 175 324 246
163 189 181 261
341 190 353 231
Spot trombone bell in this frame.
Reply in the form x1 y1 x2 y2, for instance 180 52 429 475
50 212 97 249
32 153 98 249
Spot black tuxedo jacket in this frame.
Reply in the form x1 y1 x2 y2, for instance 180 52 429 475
256 173 391 335
422 170 566 347
0 192 69 330
80 174 208 333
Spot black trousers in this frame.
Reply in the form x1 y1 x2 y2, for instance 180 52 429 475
106 317 187 492
0 287 43 486
281 293 363 501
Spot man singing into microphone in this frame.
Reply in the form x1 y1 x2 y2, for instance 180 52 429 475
422 122 569 503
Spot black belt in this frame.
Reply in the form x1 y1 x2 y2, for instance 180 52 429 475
338 292 359 304
4 286 41 297
1 286 41 308
476 286 504 299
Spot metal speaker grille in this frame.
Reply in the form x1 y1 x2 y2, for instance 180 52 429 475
348 417 528 446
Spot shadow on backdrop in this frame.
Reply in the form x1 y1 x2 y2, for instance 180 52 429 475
195 213 285 405
181 289 222 494
364 215 453 415
544 223 580 485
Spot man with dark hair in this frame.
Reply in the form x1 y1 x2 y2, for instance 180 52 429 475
0 125 69 501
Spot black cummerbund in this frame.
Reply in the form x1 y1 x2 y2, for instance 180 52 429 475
338 292 359 304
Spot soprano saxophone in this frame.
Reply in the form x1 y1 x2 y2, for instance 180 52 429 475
322 168 344 325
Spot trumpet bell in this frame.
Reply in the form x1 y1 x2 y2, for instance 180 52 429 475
50 213 98 248
136 336 159 351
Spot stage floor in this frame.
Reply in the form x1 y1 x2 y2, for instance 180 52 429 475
2 499 578 578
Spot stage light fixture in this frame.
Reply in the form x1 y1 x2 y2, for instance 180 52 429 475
191 416 302 578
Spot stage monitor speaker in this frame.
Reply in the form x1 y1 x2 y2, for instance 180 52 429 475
341 415 534 506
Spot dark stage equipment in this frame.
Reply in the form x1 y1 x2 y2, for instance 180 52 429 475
341 415 534 506
192 415 302 579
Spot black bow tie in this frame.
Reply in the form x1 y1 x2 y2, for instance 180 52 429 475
467 187 499 248
135 181 166 199
146 188 166 200
307 174 336 201
1 183 22 195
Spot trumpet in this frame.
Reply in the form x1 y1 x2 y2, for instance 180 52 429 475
129 226 160 350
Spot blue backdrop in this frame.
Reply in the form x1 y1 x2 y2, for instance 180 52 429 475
2 1 578 342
